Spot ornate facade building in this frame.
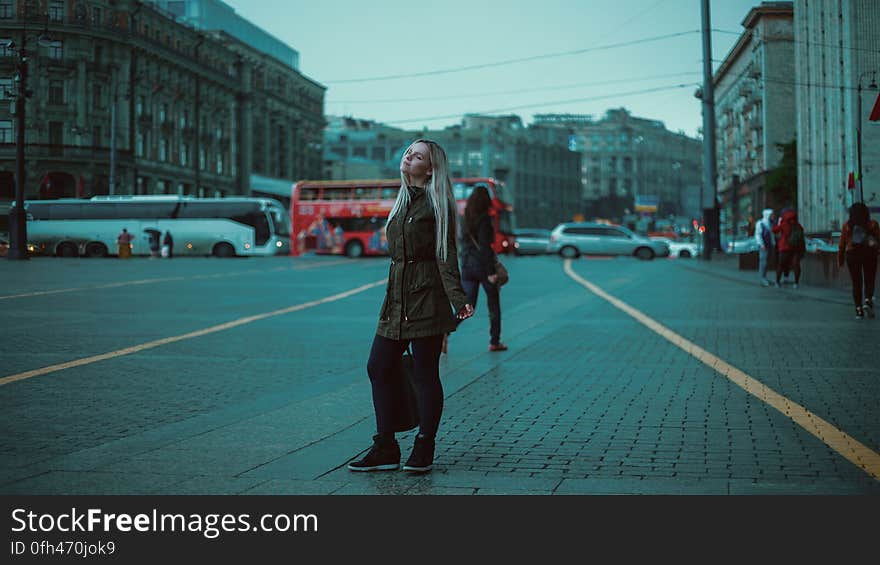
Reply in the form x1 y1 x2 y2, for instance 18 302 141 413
0 0 324 204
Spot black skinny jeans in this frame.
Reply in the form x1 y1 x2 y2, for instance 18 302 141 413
367 333 444 438
776 250 802 284
845 248 878 307
460 267 501 345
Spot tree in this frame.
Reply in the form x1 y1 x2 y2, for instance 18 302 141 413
766 140 797 208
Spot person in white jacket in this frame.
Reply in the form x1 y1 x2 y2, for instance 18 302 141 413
755 208 775 286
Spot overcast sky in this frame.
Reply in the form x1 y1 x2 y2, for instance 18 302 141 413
224 0 762 136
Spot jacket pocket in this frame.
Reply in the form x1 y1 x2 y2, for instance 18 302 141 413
405 279 436 321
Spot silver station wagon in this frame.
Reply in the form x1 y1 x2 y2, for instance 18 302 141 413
548 222 670 260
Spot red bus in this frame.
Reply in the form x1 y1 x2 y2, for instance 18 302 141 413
290 177 515 257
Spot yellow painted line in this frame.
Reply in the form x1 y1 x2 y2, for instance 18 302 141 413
0 279 386 387
563 259 880 481
0 258 358 300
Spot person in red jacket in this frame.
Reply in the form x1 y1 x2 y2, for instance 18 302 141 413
838 202 880 319
772 208 806 288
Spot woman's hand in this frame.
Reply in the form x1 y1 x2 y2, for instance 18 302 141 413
487 274 499 284
456 303 475 320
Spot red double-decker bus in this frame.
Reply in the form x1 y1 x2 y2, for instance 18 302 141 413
290 177 515 257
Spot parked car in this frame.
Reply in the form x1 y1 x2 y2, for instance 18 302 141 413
649 237 699 258
723 236 759 254
512 228 552 255
805 231 841 253
548 222 670 260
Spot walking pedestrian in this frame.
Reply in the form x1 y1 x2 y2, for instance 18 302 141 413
116 228 133 258
455 184 506 352
146 229 160 258
162 230 174 259
755 207 775 286
772 208 806 288
348 139 474 474
838 202 880 319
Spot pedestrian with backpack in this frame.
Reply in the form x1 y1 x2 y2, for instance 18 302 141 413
755 208 775 286
838 202 880 319
772 208 806 288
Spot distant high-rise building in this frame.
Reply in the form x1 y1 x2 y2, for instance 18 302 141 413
795 0 880 231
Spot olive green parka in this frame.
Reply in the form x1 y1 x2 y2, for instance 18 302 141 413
376 186 469 340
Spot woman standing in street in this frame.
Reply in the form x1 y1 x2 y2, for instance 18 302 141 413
348 139 474 474
456 185 506 352
838 202 880 319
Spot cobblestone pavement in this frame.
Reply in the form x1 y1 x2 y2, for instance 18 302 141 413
1 253 877 494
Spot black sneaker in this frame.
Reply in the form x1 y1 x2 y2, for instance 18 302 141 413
403 434 435 473
865 300 875 319
348 434 400 472
856 306 865 320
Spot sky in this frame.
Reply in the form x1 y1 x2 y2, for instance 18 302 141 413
223 0 763 137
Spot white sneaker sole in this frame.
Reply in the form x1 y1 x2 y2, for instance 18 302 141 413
347 463 399 472
402 464 432 472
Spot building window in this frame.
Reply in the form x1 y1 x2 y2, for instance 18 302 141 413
49 121 63 146
136 96 144 117
92 84 103 109
180 143 189 166
159 103 167 123
94 44 103 65
0 38 11 57
48 0 65 21
216 153 224 174
49 81 64 105
0 2 12 19
0 120 12 142
199 148 206 170
92 7 102 26
48 41 64 60
159 138 167 161
180 110 188 129
93 126 102 146
0 77 11 99
136 133 145 157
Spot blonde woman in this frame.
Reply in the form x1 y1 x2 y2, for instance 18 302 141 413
348 139 474 473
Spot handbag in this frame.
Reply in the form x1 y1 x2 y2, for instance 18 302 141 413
494 258 509 286
389 346 419 432
469 233 510 287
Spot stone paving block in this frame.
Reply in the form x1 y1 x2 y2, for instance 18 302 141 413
0 471 184 495
555 477 730 495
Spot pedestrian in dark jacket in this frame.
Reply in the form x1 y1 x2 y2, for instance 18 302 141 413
772 208 805 288
838 202 880 319
348 139 474 474
457 185 506 352
162 230 174 259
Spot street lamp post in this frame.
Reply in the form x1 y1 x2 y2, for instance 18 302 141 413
857 72 878 203
6 20 52 261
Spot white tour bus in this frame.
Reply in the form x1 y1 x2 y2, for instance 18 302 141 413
21 195 290 258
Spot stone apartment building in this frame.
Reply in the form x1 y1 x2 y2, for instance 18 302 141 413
533 110 702 224
323 114 582 229
713 1 795 237
0 0 324 205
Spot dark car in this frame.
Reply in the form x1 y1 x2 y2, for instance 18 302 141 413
512 228 552 255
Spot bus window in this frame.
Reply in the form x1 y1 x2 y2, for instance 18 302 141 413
48 203 84 220
354 187 379 200
232 211 271 245
381 187 398 200
299 187 319 200
323 187 352 201
89 203 120 219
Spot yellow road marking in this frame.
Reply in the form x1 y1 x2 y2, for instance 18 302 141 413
564 259 880 481
0 258 356 301
0 279 385 387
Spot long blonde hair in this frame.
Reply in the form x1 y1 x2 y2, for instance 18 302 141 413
386 139 457 261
